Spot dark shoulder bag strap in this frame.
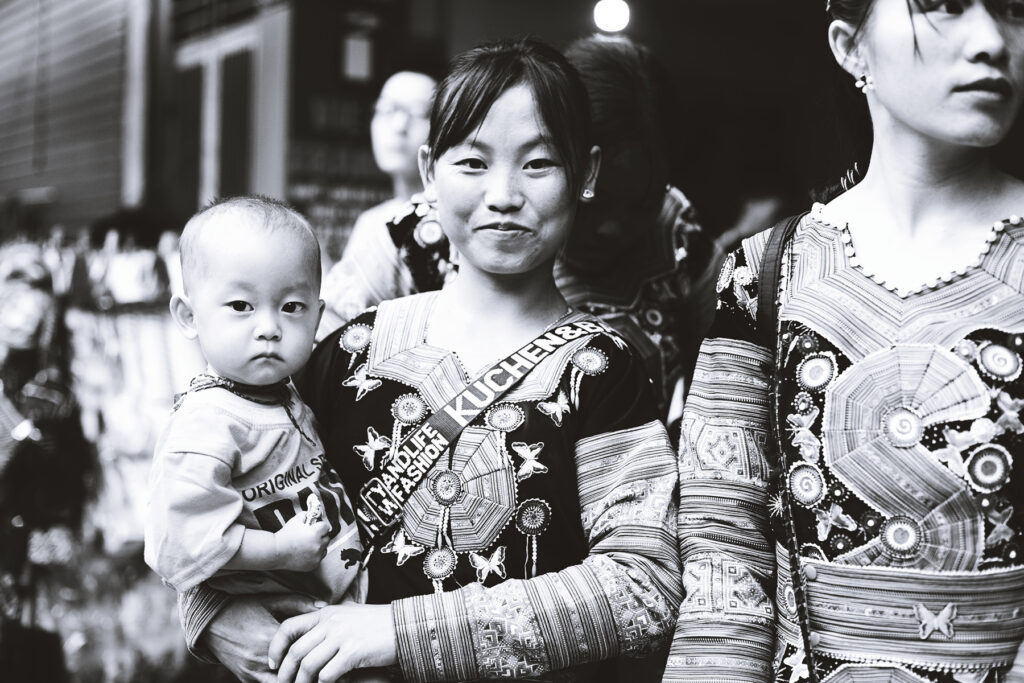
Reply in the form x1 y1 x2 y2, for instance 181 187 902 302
756 210 821 682
756 212 807 342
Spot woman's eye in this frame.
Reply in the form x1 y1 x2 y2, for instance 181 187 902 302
524 158 557 171
282 302 305 313
228 301 252 312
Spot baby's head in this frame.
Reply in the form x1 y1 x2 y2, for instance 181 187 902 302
171 196 324 386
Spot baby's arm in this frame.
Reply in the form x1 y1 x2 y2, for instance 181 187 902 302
223 510 330 572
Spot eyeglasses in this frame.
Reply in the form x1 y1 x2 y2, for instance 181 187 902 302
373 100 430 121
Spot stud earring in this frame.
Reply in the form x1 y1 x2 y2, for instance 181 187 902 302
855 73 875 94
581 189 595 201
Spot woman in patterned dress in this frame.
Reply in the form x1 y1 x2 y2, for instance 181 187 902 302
181 38 681 683
665 1 1024 681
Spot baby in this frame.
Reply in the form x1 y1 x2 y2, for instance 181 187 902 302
145 196 363 626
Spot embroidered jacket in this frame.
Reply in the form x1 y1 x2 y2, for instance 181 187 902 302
664 208 1024 682
182 292 681 681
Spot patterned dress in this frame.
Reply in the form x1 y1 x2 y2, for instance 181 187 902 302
665 207 1024 682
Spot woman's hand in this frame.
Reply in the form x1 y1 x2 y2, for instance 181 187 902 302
203 593 325 683
269 603 397 683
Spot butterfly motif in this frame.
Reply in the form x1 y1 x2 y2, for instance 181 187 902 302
733 281 758 318
815 502 857 541
915 602 957 640
353 426 392 471
996 391 1024 434
932 445 967 477
537 390 571 426
782 646 809 683
342 363 382 401
986 505 1015 547
381 528 424 566
468 546 507 583
786 407 821 463
511 441 547 481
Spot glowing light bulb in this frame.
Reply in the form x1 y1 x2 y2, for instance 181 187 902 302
593 0 630 33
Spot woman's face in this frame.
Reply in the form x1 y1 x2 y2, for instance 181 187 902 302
853 0 1024 148
421 84 593 280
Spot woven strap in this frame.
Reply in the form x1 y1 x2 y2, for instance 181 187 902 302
756 211 821 679
756 212 807 342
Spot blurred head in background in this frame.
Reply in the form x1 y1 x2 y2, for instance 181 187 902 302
371 71 437 199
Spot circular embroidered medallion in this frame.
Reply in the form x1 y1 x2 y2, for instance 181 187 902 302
829 532 855 554
954 339 979 362
413 219 444 247
422 546 457 581
515 498 552 536
716 253 736 293
882 407 924 448
965 444 1013 494
644 308 665 329
783 585 798 617
571 348 608 376
797 353 837 392
788 463 826 508
879 515 923 560
977 342 1023 381
340 324 372 353
391 393 428 425
428 470 465 507
828 482 848 502
796 334 819 354
486 403 525 432
733 265 754 287
792 391 816 416
860 511 882 537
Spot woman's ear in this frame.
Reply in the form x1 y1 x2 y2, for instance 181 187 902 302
828 19 865 78
169 294 198 340
581 145 601 201
417 145 437 203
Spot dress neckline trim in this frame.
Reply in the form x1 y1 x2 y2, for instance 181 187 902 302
808 202 1023 298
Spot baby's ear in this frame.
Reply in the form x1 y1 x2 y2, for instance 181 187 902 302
316 299 325 327
169 295 198 340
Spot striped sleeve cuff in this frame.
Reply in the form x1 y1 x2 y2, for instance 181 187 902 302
177 585 230 662
393 588 478 682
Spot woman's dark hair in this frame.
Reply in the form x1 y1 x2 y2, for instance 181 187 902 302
426 37 592 194
564 34 670 211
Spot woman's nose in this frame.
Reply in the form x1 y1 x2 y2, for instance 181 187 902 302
964 5 1009 65
484 168 525 213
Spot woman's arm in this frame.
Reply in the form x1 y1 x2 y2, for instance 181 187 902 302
663 245 777 682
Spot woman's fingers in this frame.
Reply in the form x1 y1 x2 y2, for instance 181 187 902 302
316 652 357 683
268 611 321 674
292 640 345 683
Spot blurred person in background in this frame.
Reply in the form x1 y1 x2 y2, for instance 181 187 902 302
317 71 441 337
0 242 94 681
665 0 1024 680
562 33 716 430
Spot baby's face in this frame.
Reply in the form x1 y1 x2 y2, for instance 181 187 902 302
187 220 321 386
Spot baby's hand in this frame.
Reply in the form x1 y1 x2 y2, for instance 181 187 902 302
275 513 329 572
